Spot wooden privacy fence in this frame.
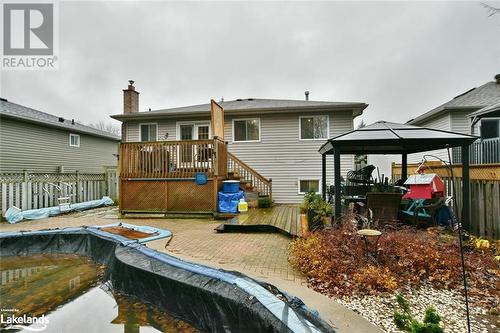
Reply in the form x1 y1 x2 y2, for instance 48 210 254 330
392 163 500 239
0 168 118 215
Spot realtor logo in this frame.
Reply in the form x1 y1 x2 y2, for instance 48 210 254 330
2 2 58 70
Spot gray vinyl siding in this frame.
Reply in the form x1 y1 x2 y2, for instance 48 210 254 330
225 112 353 203
0 117 119 173
451 110 473 135
126 120 178 142
124 111 355 203
408 113 452 163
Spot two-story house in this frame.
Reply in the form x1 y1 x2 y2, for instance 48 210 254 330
111 82 368 204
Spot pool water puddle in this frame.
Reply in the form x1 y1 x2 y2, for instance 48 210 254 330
0 254 202 333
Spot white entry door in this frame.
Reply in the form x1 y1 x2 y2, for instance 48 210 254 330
178 122 211 165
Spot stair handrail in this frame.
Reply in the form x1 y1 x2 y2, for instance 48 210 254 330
227 152 272 199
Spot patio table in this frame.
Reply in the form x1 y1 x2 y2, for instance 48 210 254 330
357 229 382 261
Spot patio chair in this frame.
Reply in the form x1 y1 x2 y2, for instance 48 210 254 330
346 165 376 184
343 165 376 198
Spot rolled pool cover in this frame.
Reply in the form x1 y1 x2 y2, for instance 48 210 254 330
0 227 335 333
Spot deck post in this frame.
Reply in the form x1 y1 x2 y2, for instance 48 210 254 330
461 144 470 231
401 153 408 181
334 149 342 220
321 153 327 201
214 137 219 177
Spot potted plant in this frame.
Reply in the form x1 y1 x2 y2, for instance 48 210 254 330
313 199 333 226
299 191 316 234
366 177 402 221
308 193 333 231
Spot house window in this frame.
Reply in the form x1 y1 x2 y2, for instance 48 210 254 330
233 119 260 142
140 123 158 142
69 133 80 147
481 119 499 140
298 179 320 194
300 115 328 140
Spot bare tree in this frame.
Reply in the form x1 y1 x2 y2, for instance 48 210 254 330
88 121 121 136
357 119 366 129
481 3 500 17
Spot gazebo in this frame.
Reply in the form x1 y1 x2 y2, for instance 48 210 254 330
318 121 478 229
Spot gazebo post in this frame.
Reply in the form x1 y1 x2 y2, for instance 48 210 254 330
402 153 408 181
334 148 342 220
321 153 327 201
461 144 471 231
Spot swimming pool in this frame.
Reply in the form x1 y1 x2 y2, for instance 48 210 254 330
0 226 335 332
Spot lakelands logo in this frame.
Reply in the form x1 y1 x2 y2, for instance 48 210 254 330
1 314 49 331
2 1 59 70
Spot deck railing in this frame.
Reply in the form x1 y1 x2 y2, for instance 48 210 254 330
452 138 500 164
120 139 226 179
227 152 272 199
472 138 500 164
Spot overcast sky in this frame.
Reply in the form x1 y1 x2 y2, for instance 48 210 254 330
1 0 499 129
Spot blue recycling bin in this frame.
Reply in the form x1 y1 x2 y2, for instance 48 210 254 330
222 180 240 193
218 191 245 213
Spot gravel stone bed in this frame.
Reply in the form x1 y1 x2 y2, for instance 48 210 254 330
335 284 499 333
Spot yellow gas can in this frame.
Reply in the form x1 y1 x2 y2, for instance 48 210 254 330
238 198 248 212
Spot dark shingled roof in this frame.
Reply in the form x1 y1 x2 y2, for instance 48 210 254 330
408 80 500 125
468 101 500 119
0 99 121 141
319 121 478 155
111 98 368 121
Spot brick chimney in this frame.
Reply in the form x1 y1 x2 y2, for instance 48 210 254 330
123 80 139 114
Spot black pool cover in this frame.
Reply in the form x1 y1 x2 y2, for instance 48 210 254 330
0 227 335 333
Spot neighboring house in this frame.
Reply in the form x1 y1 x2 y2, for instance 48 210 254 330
468 102 500 164
406 74 500 163
0 98 120 173
111 83 368 203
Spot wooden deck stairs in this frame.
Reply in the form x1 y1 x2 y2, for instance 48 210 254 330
227 152 272 205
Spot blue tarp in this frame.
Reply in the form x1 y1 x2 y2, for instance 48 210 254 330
218 191 244 213
4 196 114 224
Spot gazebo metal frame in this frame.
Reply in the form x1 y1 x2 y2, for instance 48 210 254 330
318 121 478 230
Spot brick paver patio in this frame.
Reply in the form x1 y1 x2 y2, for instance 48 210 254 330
0 207 382 333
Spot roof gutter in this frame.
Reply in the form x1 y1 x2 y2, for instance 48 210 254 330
110 103 368 122
0 113 121 141
408 106 483 125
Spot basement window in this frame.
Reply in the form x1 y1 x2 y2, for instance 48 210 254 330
69 133 80 147
298 179 320 194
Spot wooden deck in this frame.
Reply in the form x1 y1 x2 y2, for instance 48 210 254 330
216 205 302 237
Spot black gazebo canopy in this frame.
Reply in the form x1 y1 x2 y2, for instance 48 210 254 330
319 121 478 229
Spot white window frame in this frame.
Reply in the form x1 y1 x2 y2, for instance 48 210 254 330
139 123 158 142
69 133 80 147
232 118 261 143
299 115 329 141
297 178 322 195
175 121 212 140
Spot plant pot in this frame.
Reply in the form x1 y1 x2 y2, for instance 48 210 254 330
321 216 332 226
366 192 402 221
300 213 309 234
307 210 324 231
